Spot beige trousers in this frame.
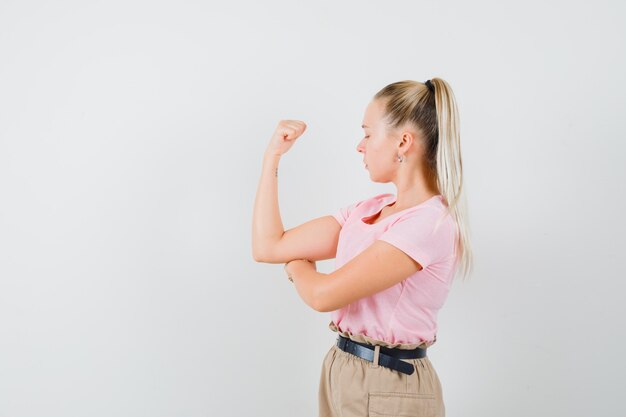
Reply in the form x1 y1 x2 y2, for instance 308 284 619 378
318 341 445 417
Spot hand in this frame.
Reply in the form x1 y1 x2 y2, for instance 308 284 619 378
284 258 316 281
265 120 307 157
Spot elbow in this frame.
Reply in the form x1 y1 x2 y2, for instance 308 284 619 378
313 277 343 313
314 301 329 313
252 250 267 263
252 245 265 262
252 238 280 263
314 299 333 313
312 284 331 313
314 296 334 313
252 242 270 262
312 297 324 312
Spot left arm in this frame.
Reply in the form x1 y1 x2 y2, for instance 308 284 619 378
285 240 422 312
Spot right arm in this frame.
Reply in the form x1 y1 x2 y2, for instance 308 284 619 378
252 120 342 263
251 151 342 264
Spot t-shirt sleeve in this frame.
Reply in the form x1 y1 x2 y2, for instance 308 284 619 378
331 199 364 227
377 208 454 270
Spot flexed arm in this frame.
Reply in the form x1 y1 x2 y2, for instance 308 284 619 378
251 120 307 262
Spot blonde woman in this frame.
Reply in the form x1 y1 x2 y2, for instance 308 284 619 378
252 78 473 417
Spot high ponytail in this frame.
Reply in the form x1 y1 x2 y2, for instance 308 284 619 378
373 78 474 281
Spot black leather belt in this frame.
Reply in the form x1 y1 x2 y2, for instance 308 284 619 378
336 335 427 376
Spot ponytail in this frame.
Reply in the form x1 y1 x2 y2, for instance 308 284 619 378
373 78 474 281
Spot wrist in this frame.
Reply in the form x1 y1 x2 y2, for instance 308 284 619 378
264 150 282 160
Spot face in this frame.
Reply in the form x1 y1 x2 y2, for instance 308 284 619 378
357 99 399 182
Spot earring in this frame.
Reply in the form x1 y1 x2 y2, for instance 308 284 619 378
397 154 404 162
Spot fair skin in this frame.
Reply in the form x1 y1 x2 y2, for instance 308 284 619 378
359 98 440 217
252 98 440 312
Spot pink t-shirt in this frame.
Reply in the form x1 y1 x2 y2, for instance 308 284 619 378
329 192 459 348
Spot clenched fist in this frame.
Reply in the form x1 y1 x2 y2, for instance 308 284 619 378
265 120 307 157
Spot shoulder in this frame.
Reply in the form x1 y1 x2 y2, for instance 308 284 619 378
378 202 457 268
390 199 457 238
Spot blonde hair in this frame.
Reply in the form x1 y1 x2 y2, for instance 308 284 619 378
373 78 474 281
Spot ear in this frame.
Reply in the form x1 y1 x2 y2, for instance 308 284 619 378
397 129 416 153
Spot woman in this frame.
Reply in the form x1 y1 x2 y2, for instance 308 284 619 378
252 78 473 417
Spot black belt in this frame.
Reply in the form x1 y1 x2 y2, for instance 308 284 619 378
336 335 427 376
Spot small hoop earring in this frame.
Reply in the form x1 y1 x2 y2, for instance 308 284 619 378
397 154 404 163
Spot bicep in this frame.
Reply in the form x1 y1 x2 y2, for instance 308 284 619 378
259 215 342 264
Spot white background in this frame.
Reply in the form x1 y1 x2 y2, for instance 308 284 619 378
1 1 624 416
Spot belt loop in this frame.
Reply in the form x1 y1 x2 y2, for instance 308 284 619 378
370 345 380 368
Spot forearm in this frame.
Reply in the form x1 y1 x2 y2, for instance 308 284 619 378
288 262 328 311
252 152 285 260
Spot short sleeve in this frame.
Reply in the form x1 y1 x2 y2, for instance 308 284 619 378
377 208 454 270
331 199 365 227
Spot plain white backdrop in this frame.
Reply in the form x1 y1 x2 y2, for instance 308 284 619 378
1 1 624 416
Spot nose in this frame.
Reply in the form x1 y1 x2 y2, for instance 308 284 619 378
356 138 366 154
